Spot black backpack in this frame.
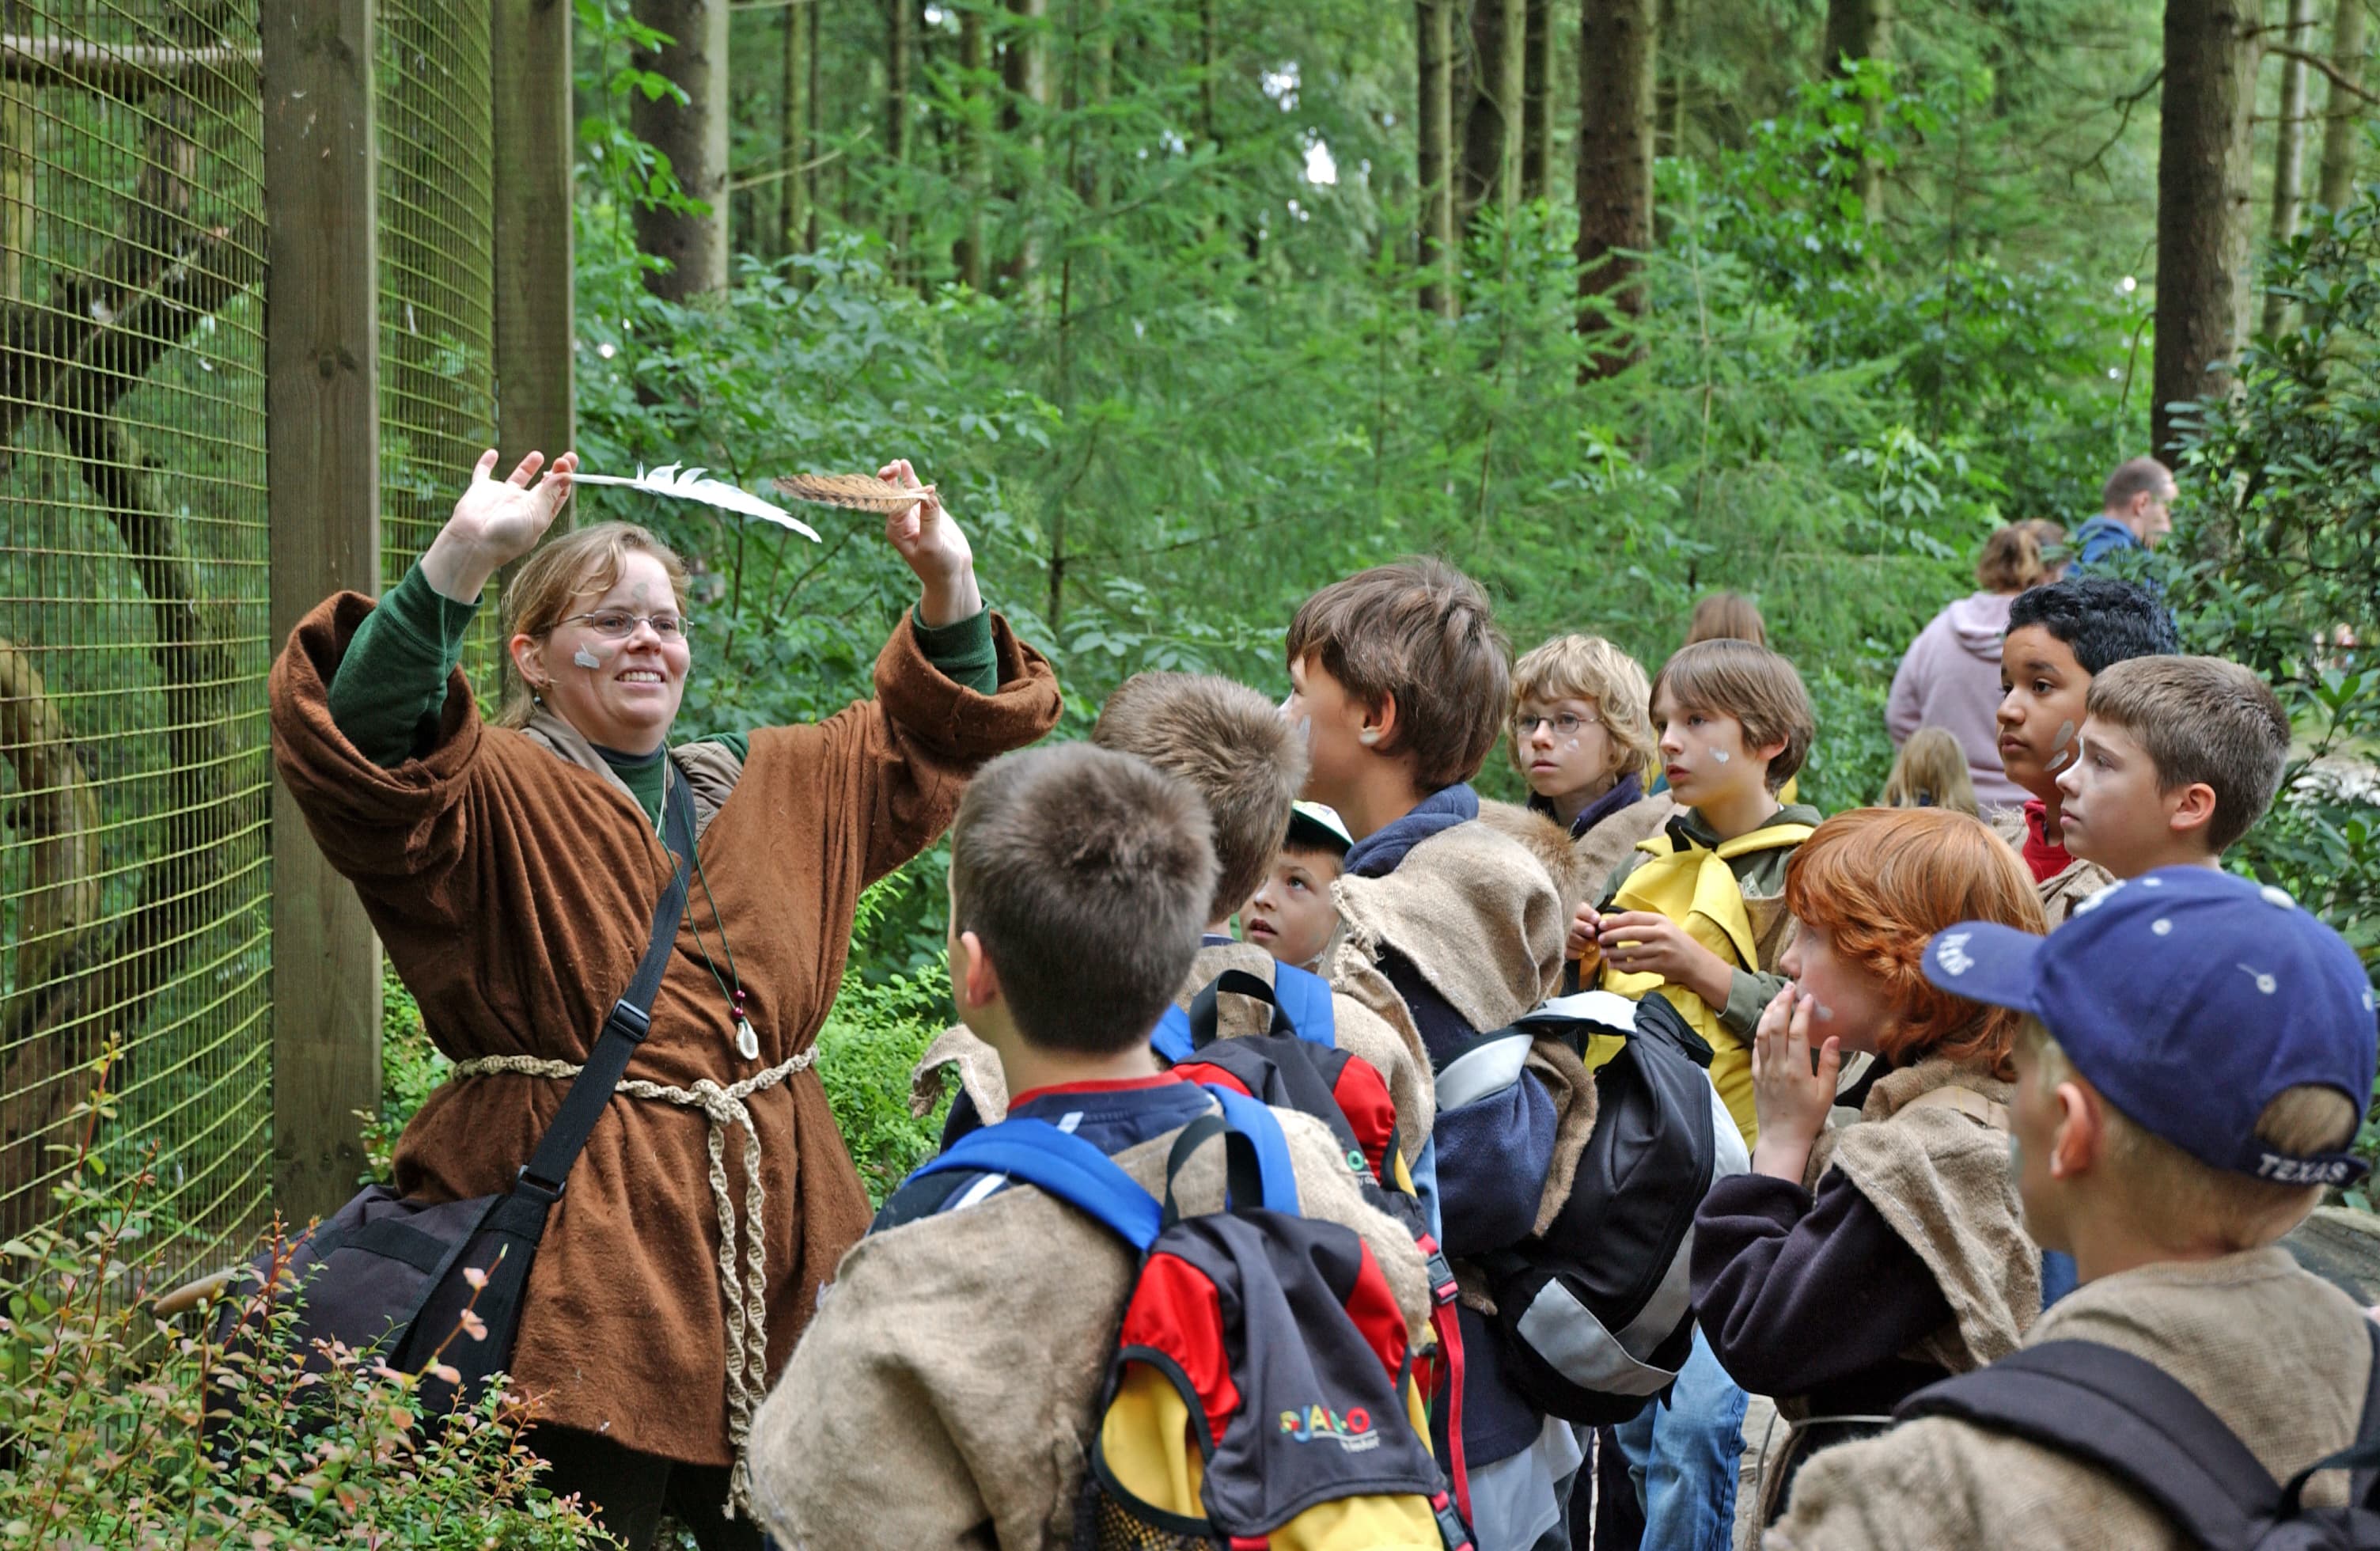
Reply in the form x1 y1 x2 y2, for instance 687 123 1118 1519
1897 1329 2380 1549
1471 989 1749 1425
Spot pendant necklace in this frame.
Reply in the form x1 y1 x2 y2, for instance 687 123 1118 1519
660 763 760 1061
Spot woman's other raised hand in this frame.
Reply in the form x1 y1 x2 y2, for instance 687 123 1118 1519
877 457 983 627
422 449 578 604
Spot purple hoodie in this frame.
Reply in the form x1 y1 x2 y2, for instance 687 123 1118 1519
1887 591 2026 810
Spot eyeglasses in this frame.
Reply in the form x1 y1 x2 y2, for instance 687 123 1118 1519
559 610 687 641
1512 711 1598 738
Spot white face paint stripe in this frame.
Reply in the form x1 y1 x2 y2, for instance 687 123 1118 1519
573 646 602 669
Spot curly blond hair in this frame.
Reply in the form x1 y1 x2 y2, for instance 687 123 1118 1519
1506 634 1658 785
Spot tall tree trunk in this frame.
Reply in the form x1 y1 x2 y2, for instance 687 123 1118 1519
1654 0 1684 162
782 1 808 257
1417 0 1457 315
1522 0 1554 200
1577 0 1654 379
2155 0 2261 455
1821 0 1890 222
807 0 824 249
631 0 730 298
957 1 991 288
2263 0 2318 336
2317 0 2368 212
1461 0 1526 227
888 0 914 270
1000 0 1049 287
1083 0 1113 209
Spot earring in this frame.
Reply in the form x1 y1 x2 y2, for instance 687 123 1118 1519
1358 729 1380 745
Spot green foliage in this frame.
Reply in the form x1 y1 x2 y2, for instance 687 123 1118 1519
362 966 451 1185
814 874 957 1205
0 1056 607 1549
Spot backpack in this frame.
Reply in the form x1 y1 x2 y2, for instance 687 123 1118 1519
1154 967 1472 1523
908 1086 1476 1550
1469 989 1750 1425
1896 1329 2380 1549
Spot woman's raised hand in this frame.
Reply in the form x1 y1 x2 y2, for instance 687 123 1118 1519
421 450 578 604
877 457 983 628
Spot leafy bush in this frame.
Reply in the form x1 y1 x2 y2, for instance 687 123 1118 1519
815 872 957 1205
0 1052 608 1549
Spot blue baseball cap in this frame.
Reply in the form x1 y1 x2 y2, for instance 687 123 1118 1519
1921 867 2378 1187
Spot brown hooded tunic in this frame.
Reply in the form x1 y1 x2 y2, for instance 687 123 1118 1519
269 591 1061 1466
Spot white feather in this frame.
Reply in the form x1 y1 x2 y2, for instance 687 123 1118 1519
571 463 821 542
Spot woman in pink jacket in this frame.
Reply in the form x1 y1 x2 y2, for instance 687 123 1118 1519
1886 521 2063 812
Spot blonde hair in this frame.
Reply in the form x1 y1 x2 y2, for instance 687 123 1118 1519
1685 592 1767 648
2024 1021 2359 1251
1881 728 1980 817
496 521 689 727
1975 523 2055 594
2085 656 2291 852
1507 635 1658 784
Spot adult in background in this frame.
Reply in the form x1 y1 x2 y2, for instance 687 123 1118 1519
2072 455 2175 570
1887 522 2060 813
268 449 1060 1548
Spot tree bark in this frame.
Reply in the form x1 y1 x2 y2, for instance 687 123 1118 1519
782 0 808 256
1000 0 1048 287
2155 0 2261 455
888 0 914 267
2264 0 2319 336
1822 0 1890 222
631 0 730 298
1522 0 1553 199
1655 0 1685 161
957 1 989 287
1461 0 1526 227
1577 0 1654 379
2317 0 2368 213
1417 0 1457 315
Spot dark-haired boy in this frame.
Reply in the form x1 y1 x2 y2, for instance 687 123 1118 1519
750 743 1432 1549
913 673 1438 1214
1771 868 2377 1549
1571 636 1820 1551
2055 654 2291 882
1992 576 2179 923
1286 559 1598 1551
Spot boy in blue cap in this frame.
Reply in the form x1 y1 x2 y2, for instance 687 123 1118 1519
1768 867 2378 1549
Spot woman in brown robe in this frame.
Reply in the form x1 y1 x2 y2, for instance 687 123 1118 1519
269 449 1061 1548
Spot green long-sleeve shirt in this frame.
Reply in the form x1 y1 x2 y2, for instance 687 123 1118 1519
325 561 1002 820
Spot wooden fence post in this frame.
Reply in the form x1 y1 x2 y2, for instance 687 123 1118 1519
263 0 382 1224
492 0 574 467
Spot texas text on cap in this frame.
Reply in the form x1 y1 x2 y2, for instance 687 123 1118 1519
1919 867 2378 1187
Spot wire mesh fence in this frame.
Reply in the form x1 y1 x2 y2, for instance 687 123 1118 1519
0 1 499 1279
378 0 498 683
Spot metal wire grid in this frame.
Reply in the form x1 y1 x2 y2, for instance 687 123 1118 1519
0 1 271 1267
377 0 498 689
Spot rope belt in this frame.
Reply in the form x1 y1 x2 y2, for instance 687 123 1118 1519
449 1048 818 1520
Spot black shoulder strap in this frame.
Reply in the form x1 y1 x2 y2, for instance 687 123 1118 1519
1895 1339 2280 1549
514 770 695 1200
2279 1321 2380 1517
1184 969 1296 1049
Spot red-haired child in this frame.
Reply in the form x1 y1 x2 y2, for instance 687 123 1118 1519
1688 807 2049 1529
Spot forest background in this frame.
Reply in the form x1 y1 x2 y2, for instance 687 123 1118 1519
379 0 2380 1199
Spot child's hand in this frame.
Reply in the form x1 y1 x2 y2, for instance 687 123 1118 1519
1567 902 1602 968
1749 984 1838 1185
1597 911 1732 1005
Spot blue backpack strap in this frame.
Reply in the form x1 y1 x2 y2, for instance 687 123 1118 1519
1270 962 1338 1049
1153 1004 1196 1064
909 1119 1163 1250
1202 1085 1302 1215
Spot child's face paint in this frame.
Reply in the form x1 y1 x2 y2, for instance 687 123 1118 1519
531 552 691 753
1513 697 1625 806
1652 690 1769 808
1995 625 2093 805
1776 920 1889 1055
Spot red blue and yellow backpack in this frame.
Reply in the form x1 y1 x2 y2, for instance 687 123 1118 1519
909 1086 1474 1550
